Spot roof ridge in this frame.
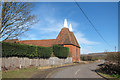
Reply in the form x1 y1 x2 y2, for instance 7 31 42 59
70 32 80 47
68 30 73 44
18 39 56 41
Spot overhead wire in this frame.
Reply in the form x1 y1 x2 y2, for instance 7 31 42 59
74 0 111 47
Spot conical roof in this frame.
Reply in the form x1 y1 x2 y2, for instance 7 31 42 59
70 32 80 47
56 28 80 47
56 28 72 44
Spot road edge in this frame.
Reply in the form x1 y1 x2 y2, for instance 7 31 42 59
95 70 109 80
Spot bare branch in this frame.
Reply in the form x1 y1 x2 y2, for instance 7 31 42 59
1 2 38 41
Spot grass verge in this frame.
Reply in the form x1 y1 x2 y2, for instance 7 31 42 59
98 72 113 78
2 67 39 78
2 61 93 78
98 72 120 80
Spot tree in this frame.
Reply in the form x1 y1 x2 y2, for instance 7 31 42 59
0 2 38 41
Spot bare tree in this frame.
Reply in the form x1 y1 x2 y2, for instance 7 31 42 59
0 2 38 41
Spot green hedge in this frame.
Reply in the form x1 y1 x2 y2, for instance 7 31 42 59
53 45 69 59
2 42 52 58
37 46 52 59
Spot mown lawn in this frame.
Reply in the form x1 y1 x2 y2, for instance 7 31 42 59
2 67 39 78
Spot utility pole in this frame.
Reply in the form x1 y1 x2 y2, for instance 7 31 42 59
115 46 116 52
104 50 107 53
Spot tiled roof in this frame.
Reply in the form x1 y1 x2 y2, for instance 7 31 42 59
70 32 80 47
56 28 72 45
56 28 80 47
4 39 18 43
4 28 80 47
16 39 56 47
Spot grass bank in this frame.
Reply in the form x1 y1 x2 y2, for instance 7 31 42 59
2 67 39 78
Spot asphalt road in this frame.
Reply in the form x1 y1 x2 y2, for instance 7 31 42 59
49 61 105 78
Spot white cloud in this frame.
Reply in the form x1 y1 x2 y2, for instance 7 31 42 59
81 48 93 54
68 21 79 31
31 17 63 33
74 32 99 54
80 45 96 54
20 34 38 40
75 32 99 45
32 18 81 34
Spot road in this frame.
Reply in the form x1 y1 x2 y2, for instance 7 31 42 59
49 61 104 78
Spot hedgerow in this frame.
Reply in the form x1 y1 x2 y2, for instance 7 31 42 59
53 45 69 59
2 42 52 58
37 46 52 59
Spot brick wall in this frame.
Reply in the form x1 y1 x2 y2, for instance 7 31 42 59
64 45 80 62
72 45 76 62
76 47 80 62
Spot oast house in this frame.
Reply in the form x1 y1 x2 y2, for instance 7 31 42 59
5 19 81 62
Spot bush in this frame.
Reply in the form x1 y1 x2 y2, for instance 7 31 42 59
2 42 52 58
98 62 120 75
53 45 69 59
37 46 52 59
98 52 120 76
80 55 99 61
106 52 120 64
27 45 37 58
80 55 88 61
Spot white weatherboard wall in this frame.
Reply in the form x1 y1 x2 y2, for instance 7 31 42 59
2 57 72 70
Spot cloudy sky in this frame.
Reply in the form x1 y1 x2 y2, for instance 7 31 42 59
20 2 118 54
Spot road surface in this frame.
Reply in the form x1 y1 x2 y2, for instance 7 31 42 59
49 61 104 78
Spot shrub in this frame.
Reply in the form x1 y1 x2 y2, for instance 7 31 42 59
2 42 19 57
2 42 52 58
53 45 69 59
106 52 120 64
80 55 99 61
98 52 120 76
37 46 52 59
80 55 87 61
27 45 37 58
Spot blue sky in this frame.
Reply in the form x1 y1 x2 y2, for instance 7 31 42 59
20 2 118 54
